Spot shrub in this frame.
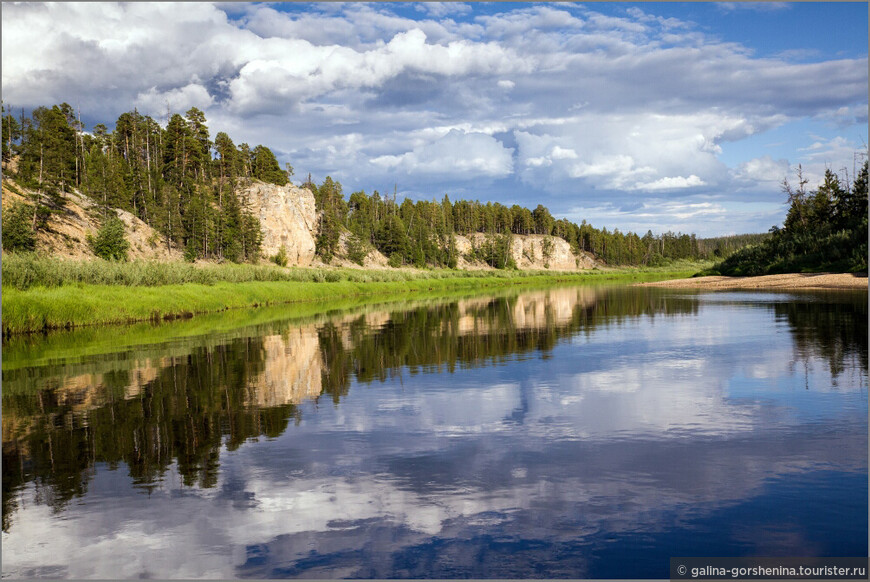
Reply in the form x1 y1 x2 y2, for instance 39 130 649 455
2 202 36 252
271 244 289 267
541 237 554 269
183 240 198 263
89 215 130 261
146 231 161 249
346 234 367 266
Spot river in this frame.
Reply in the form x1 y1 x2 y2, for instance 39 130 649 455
2 284 867 578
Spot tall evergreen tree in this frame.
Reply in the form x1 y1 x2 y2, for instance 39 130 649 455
185 107 212 182
2 101 22 163
251 145 287 186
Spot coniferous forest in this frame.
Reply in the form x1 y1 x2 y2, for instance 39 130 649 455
3 101 862 272
708 164 868 275
1 102 283 262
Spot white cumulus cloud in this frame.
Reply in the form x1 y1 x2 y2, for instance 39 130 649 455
634 174 706 191
733 156 790 184
134 83 214 114
0 1 865 236
370 129 514 179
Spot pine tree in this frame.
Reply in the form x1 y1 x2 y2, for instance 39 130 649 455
185 107 212 182
251 145 287 186
89 214 130 261
2 101 22 163
314 176 345 261
2 202 36 252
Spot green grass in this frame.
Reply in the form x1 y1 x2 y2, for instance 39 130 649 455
1 253 711 290
1 254 709 335
3 283 589 374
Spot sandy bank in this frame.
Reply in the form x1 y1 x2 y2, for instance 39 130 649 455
637 272 868 291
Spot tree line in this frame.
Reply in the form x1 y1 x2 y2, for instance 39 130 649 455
2 101 290 261
710 163 868 275
4 100 762 268
306 175 727 268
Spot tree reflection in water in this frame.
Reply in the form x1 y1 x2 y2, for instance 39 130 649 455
2 286 865 534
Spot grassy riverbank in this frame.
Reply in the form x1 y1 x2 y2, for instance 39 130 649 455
1 254 709 335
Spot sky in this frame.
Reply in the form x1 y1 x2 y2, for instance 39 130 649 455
2 2 867 237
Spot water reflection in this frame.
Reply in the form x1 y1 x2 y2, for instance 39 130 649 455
772 292 868 379
1 288 614 522
2 286 866 578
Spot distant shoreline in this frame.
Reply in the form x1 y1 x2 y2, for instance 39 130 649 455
636 272 868 291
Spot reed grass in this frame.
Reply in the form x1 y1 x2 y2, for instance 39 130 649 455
1 253 602 290
1 253 706 334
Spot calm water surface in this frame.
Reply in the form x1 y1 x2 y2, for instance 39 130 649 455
2 285 867 579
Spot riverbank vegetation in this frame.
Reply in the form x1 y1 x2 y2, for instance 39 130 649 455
0 256 707 334
0 252 701 292
0 275 603 336
3 278 706 372
702 163 868 276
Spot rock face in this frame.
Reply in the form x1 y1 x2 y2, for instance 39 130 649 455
510 234 598 270
453 235 483 269
241 181 317 266
116 205 184 261
328 232 389 269
456 233 599 271
1 180 182 261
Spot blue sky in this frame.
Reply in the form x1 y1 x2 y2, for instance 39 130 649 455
2 2 867 236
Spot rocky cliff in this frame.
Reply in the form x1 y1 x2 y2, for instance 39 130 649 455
241 181 317 266
510 234 598 270
455 233 598 271
1 177 317 265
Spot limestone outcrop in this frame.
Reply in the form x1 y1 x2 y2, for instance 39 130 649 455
456 233 599 271
452 235 481 270
327 231 390 269
510 234 598 270
240 181 317 266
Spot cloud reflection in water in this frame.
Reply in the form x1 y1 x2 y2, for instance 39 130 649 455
2 287 866 578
